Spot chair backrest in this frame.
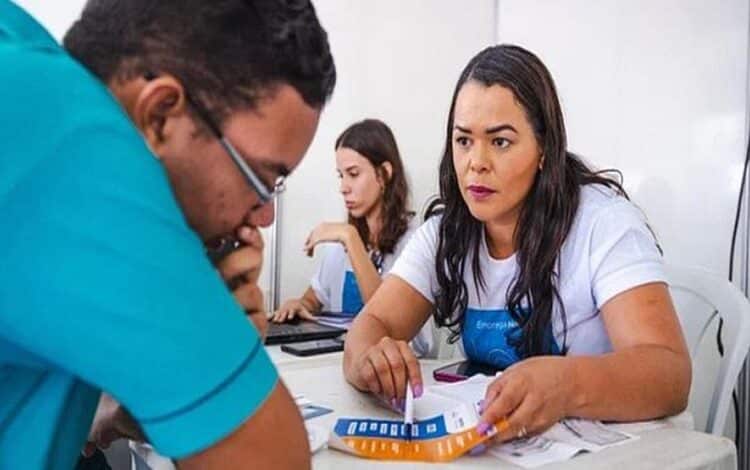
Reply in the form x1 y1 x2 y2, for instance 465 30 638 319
666 264 750 435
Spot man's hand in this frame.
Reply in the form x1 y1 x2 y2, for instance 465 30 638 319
214 226 268 339
83 394 144 456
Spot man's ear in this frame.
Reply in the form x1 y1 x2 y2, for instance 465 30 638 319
131 75 188 156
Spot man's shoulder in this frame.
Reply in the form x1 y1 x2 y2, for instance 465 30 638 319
0 36 157 203
0 2 58 50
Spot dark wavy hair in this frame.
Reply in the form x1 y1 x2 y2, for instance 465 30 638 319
430 44 627 358
335 119 413 256
63 0 336 123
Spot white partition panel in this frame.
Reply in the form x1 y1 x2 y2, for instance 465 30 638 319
496 0 749 275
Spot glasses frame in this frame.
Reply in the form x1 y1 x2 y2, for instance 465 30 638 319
185 93 286 204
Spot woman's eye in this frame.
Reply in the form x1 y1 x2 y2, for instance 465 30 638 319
493 137 510 149
455 136 470 147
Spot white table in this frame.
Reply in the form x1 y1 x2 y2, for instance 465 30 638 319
268 347 738 470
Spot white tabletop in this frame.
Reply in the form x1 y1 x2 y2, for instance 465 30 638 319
268 347 737 470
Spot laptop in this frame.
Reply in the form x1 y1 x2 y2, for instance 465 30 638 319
265 317 346 345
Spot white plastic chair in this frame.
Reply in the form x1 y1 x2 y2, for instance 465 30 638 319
666 264 750 435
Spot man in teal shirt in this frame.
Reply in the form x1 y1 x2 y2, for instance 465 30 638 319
0 1 335 468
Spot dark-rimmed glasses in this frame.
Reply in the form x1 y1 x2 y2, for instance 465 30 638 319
185 94 286 204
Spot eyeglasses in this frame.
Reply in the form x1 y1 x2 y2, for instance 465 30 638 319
185 93 286 204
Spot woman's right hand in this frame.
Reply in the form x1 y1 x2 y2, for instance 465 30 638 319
272 298 316 323
351 337 424 404
303 222 355 257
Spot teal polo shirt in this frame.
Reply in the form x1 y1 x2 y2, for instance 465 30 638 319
0 2 278 468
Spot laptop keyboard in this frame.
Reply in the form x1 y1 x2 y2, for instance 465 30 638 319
269 323 309 336
265 321 345 345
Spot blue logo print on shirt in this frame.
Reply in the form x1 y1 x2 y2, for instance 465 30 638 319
462 308 560 369
341 270 364 314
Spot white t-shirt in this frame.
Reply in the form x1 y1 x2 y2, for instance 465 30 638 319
390 185 666 368
310 219 434 356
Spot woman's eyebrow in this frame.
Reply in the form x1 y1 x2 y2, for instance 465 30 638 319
453 123 518 134
485 123 517 134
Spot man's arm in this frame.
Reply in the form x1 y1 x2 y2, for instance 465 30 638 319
184 228 309 466
179 381 310 469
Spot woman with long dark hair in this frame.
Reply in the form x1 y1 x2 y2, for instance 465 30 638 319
272 119 432 354
343 45 690 441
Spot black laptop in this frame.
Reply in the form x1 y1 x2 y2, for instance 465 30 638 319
265 318 346 345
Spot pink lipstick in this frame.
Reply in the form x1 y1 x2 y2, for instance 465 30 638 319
466 184 496 201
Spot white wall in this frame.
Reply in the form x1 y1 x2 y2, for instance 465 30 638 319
495 0 749 437
274 0 497 303
13 0 85 40
496 0 748 276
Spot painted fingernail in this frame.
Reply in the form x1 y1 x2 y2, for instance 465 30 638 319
413 384 423 398
468 443 487 456
476 422 491 436
391 398 399 409
398 399 406 412
478 399 486 414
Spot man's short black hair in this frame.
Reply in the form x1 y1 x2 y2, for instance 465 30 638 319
64 0 336 122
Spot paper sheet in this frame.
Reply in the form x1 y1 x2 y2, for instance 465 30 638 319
490 418 638 468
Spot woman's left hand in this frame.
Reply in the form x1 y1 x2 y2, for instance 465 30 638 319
477 356 574 442
303 222 355 256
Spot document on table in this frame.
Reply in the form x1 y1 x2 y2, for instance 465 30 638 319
416 376 638 467
329 374 642 466
294 394 334 420
328 376 499 462
490 418 638 468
